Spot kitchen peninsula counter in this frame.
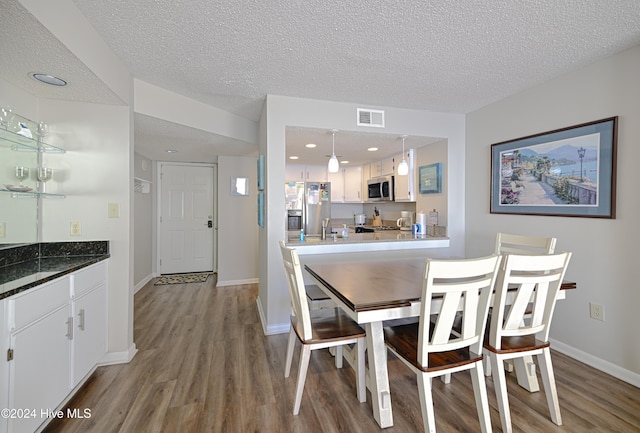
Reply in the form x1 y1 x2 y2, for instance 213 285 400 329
285 230 449 255
0 241 110 299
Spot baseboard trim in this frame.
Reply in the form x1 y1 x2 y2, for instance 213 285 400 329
217 277 259 287
99 343 138 366
134 274 155 294
551 338 640 388
256 298 289 335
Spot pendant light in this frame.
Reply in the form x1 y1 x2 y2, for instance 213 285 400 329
397 135 409 176
328 129 340 173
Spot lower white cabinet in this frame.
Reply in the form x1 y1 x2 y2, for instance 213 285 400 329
1 260 108 433
8 303 71 433
71 283 107 385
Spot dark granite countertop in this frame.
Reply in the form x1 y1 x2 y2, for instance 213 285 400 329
0 241 109 300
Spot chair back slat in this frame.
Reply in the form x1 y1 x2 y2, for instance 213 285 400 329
417 255 501 367
495 232 557 255
279 241 313 340
489 252 572 348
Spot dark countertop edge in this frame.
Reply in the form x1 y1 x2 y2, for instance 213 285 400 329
0 254 110 300
0 241 109 268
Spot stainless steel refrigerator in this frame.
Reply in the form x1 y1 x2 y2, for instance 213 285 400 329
285 181 331 238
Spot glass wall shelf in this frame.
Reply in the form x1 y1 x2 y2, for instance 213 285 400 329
1 189 65 199
0 128 65 153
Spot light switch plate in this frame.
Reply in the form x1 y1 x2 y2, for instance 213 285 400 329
0 222 6 238
108 202 120 218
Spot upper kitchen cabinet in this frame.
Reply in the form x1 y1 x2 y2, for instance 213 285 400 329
285 164 327 182
327 169 344 202
329 166 363 203
369 155 394 178
344 166 363 202
394 149 415 202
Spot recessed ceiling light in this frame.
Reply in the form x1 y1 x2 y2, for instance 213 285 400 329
305 143 316 148
30 73 67 86
368 147 378 152
166 149 177 153
341 160 349 164
289 156 299 160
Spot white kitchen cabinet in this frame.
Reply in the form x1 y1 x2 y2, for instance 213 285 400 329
380 157 394 176
369 157 394 178
71 262 108 386
7 278 71 433
2 260 108 433
286 164 327 182
328 166 362 203
344 166 363 202
328 170 345 202
369 161 381 178
394 149 415 202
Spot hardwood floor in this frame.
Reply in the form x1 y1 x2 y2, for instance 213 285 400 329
43 277 640 433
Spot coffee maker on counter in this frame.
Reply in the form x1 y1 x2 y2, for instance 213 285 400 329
396 211 413 231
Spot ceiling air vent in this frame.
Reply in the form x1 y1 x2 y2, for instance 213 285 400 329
357 108 385 128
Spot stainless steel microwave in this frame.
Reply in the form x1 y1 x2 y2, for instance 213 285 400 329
367 176 394 201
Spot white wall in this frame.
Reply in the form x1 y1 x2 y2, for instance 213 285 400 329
258 95 466 333
465 45 640 384
216 155 259 286
133 152 153 290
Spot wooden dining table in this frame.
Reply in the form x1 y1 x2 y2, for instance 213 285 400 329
304 257 575 429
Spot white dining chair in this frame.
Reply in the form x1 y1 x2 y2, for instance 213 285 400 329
279 241 366 415
384 255 501 433
490 232 557 376
495 232 556 255
484 252 572 433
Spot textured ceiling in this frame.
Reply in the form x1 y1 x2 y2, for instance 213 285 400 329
0 0 123 105
2 0 640 164
71 0 640 121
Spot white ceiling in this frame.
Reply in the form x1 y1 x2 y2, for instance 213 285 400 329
2 0 640 164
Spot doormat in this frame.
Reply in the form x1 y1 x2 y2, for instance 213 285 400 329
154 273 210 285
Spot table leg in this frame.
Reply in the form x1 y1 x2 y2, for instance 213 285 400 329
366 321 393 428
514 355 540 392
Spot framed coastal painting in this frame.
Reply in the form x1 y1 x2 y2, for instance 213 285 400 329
419 163 442 194
490 117 617 218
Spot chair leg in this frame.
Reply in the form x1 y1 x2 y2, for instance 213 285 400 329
285 328 296 378
335 345 343 368
491 353 513 433
292 345 312 415
483 348 491 376
417 373 436 433
440 373 451 384
356 338 366 403
470 360 492 433
537 348 562 425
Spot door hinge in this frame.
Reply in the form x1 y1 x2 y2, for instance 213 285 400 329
7 348 13 361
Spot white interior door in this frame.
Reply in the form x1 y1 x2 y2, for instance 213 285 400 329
159 163 215 274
